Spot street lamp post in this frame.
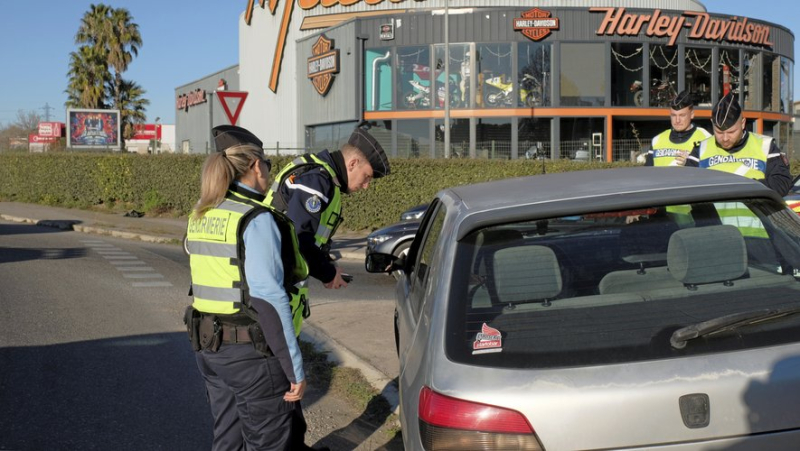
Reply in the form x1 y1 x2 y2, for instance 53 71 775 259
443 0 450 158
154 117 161 154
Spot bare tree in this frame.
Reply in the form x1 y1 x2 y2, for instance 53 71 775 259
13 110 42 134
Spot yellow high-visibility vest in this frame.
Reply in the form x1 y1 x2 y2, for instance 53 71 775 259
187 189 310 334
266 154 343 248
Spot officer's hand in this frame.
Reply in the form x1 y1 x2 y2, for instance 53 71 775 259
323 266 349 289
674 151 688 166
284 379 306 402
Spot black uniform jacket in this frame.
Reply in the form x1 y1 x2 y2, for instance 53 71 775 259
275 150 349 283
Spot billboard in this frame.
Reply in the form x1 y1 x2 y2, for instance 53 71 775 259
67 109 121 149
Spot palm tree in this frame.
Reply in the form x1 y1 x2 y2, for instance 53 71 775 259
115 79 150 144
65 45 109 109
75 3 112 46
105 8 142 111
67 4 146 149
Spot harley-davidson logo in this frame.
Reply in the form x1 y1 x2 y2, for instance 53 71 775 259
307 34 340 96
514 8 560 42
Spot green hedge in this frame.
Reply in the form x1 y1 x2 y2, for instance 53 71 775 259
2 152 792 231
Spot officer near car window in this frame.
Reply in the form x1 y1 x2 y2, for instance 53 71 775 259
266 122 391 289
685 91 791 196
686 93 791 256
185 125 323 450
644 90 710 167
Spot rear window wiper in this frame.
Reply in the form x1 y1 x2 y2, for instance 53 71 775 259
670 305 800 349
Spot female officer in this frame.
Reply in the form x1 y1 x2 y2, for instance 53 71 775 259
185 126 308 450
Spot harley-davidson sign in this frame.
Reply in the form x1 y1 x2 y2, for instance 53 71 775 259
514 8 559 42
591 7 773 47
307 35 340 96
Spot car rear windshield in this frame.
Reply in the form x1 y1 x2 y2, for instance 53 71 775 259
445 199 800 369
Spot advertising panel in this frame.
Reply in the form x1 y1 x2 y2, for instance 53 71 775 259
67 109 121 149
38 122 65 138
131 124 162 140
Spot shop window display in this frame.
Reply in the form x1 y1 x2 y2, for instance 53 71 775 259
365 48 393 111
717 48 740 101
560 43 605 106
781 57 792 115
743 51 758 110
476 43 513 108
762 53 779 112
433 44 469 109
685 47 712 107
518 42 551 107
648 44 679 107
397 46 432 110
610 43 643 107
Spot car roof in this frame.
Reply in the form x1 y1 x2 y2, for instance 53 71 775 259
438 167 783 240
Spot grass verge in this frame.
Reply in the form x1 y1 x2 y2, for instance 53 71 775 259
300 339 400 438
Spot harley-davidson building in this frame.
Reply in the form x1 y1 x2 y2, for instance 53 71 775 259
175 0 794 161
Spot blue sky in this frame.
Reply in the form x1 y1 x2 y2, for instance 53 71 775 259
0 0 795 127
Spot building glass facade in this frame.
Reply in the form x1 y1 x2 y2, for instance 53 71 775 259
344 6 795 162
192 2 794 162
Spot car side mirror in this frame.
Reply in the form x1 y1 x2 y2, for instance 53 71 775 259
365 252 402 273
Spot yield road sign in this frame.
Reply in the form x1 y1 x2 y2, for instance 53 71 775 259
216 91 248 125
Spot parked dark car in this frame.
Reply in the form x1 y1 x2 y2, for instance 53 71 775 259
365 204 428 259
400 204 428 221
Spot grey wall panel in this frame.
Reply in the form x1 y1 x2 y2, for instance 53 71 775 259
174 65 239 154
297 22 360 128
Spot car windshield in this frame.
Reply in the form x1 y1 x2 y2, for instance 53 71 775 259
446 199 800 369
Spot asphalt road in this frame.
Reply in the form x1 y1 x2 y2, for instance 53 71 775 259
0 219 398 450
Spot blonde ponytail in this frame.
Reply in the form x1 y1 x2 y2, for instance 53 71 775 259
192 144 265 218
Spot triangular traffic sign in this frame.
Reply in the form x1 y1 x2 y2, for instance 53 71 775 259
216 91 248 125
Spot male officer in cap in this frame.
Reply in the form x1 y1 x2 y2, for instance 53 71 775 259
645 90 710 167
685 92 791 195
266 122 390 291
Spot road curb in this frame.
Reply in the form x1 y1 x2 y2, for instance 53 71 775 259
71 224 176 244
331 250 366 262
3 213 365 258
301 323 400 415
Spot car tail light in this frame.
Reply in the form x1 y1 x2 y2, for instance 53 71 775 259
418 386 543 450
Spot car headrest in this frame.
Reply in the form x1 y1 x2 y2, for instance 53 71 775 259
493 245 561 304
667 225 747 285
619 216 679 262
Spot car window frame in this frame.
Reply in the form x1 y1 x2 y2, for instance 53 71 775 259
407 199 446 320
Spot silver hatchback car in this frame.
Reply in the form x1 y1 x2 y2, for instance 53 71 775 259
367 167 800 450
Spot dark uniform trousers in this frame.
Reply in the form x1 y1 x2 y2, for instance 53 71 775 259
195 343 296 451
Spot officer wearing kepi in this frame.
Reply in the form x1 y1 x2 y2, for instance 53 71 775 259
685 91 791 195
184 125 313 450
266 122 391 289
645 90 710 167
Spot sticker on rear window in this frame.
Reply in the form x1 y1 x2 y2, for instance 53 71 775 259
473 323 502 354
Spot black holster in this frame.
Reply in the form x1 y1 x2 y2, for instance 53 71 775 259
198 315 222 352
248 322 273 357
183 306 201 352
